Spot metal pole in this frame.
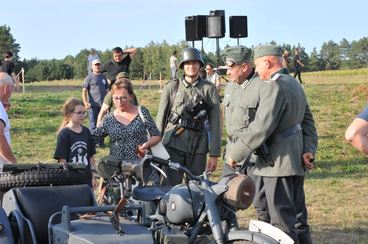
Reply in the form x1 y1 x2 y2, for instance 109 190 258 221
216 38 220 66
237 38 240 46
21 68 25 94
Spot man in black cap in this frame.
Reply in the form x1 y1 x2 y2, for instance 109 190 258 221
226 44 318 243
156 47 221 186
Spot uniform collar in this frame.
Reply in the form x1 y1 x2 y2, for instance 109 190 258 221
182 76 201 88
240 68 256 89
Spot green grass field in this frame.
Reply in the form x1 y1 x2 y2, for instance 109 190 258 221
7 71 368 243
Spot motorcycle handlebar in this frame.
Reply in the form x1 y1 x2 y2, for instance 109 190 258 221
150 156 200 181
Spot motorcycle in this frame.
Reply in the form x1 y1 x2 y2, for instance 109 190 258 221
0 156 293 243
94 155 294 243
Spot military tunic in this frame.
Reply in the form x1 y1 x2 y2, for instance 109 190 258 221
156 77 221 185
224 68 318 243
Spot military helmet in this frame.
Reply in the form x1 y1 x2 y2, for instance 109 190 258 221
179 48 204 69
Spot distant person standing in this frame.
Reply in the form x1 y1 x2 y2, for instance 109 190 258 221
1 51 19 92
293 48 304 83
282 50 291 71
169 51 178 79
205 63 221 92
82 59 108 147
87 48 99 75
101 46 137 86
0 72 17 165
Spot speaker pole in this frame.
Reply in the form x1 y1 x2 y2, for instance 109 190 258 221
192 41 195 48
216 38 220 66
201 40 204 54
237 38 240 46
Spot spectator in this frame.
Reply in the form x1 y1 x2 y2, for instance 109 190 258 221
205 63 221 92
156 47 221 186
54 98 97 188
101 46 137 86
0 72 17 165
282 50 291 71
1 51 19 92
87 48 99 75
293 48 304 84
169 50 178 79
92 82 161 164
82 59 108 147
345 106 368 154
96 72 138 126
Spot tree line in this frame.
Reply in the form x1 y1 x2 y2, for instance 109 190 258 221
1 25 367 82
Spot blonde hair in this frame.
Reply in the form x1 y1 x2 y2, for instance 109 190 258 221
57 98 84 134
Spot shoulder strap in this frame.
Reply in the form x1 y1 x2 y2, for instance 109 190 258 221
138 106 146 124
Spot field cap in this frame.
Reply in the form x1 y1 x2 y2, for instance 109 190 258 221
254 45 282 59
116 72 129 79
223 46 252 66
92 59 101 65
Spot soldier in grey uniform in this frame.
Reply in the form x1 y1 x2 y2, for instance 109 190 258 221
156 48 221 186
225 45 318 243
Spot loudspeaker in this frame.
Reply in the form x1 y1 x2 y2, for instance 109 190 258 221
185 16 197 41
196 15 207 40
207 10 225 38
229 16 248 38
185 15 208 41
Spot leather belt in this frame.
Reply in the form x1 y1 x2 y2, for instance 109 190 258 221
267 124 302 144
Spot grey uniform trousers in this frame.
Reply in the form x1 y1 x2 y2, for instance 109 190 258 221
247 167 312 244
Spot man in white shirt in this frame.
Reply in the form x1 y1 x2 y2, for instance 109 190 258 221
205 64 221 92
169 51 178 79
0 72 17 164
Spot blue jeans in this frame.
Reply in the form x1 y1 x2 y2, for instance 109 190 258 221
88 104 102 144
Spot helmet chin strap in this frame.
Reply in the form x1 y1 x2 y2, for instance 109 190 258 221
184 73 199 83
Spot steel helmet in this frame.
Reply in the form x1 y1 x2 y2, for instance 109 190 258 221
179 48 204 69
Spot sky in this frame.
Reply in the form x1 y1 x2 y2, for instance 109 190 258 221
1 0 367 60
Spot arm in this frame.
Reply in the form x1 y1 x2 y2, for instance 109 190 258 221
124 47 137 58
82 88 90 109
227 82 285 164
156 83 171 134
97 103 110 126
345 118 368 155
0 121 16 164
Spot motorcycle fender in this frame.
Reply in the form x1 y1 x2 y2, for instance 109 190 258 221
226 229 279 244
248 220 294 244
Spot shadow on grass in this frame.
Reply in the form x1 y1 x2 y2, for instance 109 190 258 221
307 158 368 179
312 222 368 243
12 124 57 134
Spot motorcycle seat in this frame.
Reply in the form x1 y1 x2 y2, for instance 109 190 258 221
132 186 171 201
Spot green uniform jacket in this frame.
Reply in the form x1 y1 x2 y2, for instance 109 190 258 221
227 70 318 177
156 77 221 157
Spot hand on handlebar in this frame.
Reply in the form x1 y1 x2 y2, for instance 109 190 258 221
206 157 218 172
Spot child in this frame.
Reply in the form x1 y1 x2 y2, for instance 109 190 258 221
54 98 97 188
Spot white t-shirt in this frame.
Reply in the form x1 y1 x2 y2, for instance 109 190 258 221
207 72 220 86
170 55 177 68
0 102 11 164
